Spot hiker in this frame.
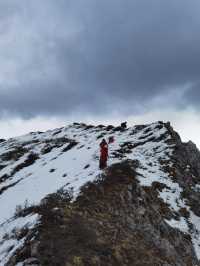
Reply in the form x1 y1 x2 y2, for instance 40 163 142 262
121 122 127 129
99 139 108 169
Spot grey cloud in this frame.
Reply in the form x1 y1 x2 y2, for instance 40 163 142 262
0 0 200 118
184 83 200 106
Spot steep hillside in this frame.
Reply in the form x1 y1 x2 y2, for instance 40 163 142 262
0 122 200 265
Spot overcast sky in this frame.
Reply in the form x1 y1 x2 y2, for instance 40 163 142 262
0 0 200 147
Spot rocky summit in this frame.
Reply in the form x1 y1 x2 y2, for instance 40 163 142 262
0 121 200 266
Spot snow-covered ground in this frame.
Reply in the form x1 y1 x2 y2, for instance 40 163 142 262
0 122 200 264
0 214 39 265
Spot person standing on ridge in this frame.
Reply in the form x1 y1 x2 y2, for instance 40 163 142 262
99 139 108 169
121 122 127 129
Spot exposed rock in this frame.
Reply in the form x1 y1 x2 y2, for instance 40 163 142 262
1 121 200 266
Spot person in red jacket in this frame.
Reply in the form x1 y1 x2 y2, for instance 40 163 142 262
99 139 108 169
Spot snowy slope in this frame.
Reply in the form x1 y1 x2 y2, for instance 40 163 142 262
0 122 200 265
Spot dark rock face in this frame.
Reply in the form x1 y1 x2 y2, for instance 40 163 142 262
164 121 200 182
164 122 200 217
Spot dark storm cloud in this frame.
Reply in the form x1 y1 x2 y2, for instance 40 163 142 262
0 0 200 118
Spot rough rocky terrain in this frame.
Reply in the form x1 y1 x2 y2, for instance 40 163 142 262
0 121 200 266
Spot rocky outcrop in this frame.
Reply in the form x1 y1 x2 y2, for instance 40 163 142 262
165 122 200 217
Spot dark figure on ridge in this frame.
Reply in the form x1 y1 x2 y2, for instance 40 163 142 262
121 122 127 129
99 139 108 169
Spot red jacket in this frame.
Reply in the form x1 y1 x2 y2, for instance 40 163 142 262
100 142 108 160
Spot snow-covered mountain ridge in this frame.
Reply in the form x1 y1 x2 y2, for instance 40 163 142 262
0 121 200 265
